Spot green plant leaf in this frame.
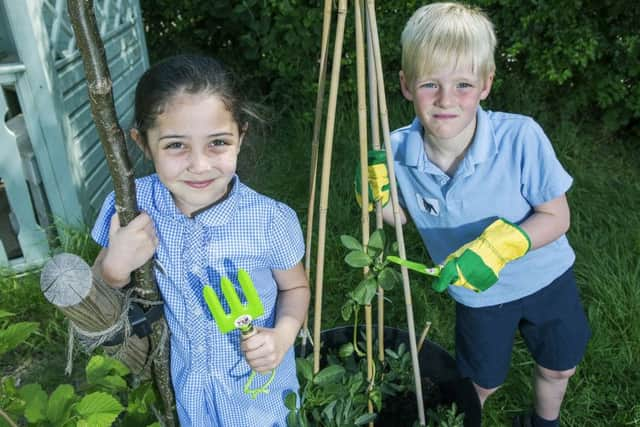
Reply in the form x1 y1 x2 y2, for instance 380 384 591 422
296 357 313 381
341 300 354 321
369 388 382 411
86 355 129 391
345 251 372 268
354 412 378 425
286 410 300 427
351 277 378 305
340 235 363 251
0 309 14 318
313 365 346 385
2 376 18 396
86 355 130 378
377 267 398 291
19 383 47 423
125 381 156 416
284 391 298 410
47 384 76 424
348 372 364 395
367 229 385 253
320 400 337 423
0 321 39 355
338 342 354 358
74 391 123 427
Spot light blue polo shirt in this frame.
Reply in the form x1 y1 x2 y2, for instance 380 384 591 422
390 107 575 307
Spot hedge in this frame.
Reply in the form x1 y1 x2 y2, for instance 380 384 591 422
139 0 639 136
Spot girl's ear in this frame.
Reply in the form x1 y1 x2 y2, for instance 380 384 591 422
238 122 249 149
130 128 151 158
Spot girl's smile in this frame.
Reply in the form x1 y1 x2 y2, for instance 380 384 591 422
133 93 244 216
184 179 215 189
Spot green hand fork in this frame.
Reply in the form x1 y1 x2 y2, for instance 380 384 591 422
202 269 276 399
386 255 442 277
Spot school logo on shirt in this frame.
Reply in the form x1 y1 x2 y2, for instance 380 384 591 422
416 194 440 216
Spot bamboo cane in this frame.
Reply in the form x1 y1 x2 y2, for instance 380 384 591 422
366 1 426 424
66 1 175 425
312 0 348 374
354 0 374 421
302 0 332 355
364 0 386 363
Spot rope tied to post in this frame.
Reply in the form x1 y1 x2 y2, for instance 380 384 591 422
64 286 167 379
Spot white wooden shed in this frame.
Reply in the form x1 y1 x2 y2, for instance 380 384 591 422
0 0 149 270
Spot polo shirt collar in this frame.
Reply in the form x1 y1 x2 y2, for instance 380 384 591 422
400 118 425 169
464 106 497 167
152 174 240 227
399 106 497 174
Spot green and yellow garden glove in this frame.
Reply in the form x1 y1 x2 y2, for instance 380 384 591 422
354 150 390 212
432 219 531 293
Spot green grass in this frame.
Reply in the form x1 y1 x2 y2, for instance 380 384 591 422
240 99 640 426
2 95 639 426
0 223 100 392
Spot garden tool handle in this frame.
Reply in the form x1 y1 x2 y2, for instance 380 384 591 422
244 368 277 399
240 325 258 339
387 255 441 277
239 322 277 399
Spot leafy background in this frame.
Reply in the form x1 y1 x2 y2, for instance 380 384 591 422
2 1 639 426
141 0 639 135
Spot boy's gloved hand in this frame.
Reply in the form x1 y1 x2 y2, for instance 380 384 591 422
432 219 531 293
354 150 390 211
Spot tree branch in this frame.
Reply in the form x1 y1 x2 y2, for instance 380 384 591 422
66 1 175 425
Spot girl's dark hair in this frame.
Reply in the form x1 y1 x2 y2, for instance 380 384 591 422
133 54 258 143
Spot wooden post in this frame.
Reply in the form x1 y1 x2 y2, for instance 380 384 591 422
40 253 150 377
66 1 175 425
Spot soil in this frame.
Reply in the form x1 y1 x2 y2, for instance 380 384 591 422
376 376 443 426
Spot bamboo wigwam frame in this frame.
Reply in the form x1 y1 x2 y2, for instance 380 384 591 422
302 1 428 425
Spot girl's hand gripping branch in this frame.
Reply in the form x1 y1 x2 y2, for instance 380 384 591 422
355 150 390 211
100 212 158 288
432 218 531 293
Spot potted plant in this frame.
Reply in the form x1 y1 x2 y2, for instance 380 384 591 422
285 230 481 426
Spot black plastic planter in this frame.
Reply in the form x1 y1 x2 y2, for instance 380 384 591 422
299 325 481 427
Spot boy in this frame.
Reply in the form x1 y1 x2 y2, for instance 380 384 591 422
362 3 591 426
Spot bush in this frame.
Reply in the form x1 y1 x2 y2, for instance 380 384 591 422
139 1 638 136
478 0 639 135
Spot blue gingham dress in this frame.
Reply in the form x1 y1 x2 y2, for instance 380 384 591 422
91 174 304 426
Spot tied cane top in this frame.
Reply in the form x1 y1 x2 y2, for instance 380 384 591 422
92 174 304 426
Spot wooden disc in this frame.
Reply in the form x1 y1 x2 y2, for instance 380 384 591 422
40 253 92 307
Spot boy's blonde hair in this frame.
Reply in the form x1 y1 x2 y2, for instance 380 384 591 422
401 2 496 87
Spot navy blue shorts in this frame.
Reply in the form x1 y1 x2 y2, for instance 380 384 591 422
455 267 591 389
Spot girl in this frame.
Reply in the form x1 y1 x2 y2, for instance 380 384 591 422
91 54 310 426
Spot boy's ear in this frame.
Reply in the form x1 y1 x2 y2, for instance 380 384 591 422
480 72 495 101
399 71 414 101
130 128 151 158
